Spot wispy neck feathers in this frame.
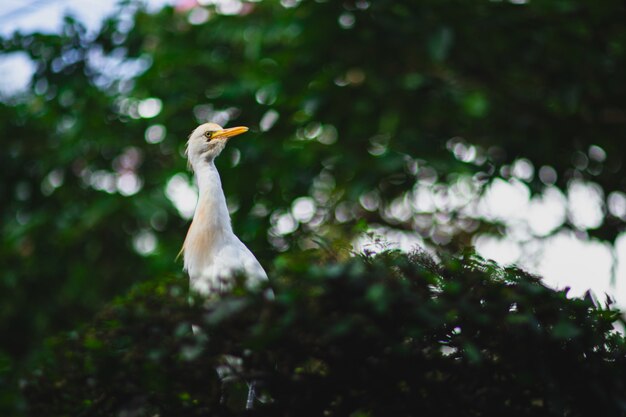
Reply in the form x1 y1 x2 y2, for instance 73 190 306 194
182 161 233 271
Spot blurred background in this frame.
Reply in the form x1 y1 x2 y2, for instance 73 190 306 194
1 0 626 411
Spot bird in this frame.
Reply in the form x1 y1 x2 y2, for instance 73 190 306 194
182 122 268 295
181 122 269 408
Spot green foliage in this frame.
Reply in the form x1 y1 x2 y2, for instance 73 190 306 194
2 0 626 414
25 251 626 416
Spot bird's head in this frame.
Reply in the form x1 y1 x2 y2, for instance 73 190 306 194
186 122 249 168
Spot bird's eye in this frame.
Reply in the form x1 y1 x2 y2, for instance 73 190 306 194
204 131 213 140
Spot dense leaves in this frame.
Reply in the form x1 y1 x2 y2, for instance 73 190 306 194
3 0 626 415
25 251 626 416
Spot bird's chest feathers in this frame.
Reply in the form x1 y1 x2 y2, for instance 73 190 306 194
183 161 256 287
183 195 231 271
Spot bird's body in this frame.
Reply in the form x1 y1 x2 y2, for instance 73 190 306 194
182 122 268 295
181 122 268 409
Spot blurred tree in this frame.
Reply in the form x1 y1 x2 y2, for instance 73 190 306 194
1 0 626 413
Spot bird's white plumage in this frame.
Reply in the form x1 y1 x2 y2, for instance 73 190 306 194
182 123 268 296
182 123 269 409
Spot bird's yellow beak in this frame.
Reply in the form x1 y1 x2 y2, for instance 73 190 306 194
212 126 249 140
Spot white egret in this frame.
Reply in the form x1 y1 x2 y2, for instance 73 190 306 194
182 122 268 294
181 122 269 408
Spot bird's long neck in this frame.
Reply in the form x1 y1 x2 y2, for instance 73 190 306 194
193 160 233 237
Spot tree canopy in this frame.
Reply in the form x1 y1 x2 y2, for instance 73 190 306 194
24 251 626 416
2 0 626 415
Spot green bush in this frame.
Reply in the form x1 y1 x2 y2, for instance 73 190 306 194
24 250 626 416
